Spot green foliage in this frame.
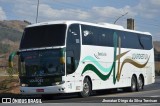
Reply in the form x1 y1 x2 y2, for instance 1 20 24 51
6 67 18 79
7 68 14 79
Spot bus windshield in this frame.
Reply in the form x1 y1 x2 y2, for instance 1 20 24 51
19 49 65 77
20 24 66 49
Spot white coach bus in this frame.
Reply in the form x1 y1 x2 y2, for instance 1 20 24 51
9 21 155 98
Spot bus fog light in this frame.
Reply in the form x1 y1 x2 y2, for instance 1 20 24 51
55 82 60 85
52 81 65 86
21 84 28 87
52 82 60 85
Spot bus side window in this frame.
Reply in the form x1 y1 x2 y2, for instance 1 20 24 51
139 35 152 50
66 24 80 75
66 57 75 74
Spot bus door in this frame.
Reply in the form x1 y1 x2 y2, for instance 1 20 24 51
66 24 81 91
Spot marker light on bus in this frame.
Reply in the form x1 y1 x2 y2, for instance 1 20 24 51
60 48 65 64
60 57 65 64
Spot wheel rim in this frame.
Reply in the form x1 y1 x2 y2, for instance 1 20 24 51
132 78 136 91
83 82 89 94
139 77 143 89
132 82 136 90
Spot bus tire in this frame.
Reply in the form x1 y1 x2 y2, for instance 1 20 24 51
130 76 137 92
78 78 92 98
137 76 144 91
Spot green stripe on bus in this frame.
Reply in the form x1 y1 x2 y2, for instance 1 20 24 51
81 64 114 81
82 56 113 72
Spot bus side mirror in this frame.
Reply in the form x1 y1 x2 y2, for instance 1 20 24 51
8 51 18 68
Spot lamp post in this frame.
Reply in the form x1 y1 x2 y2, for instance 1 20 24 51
114 12 128 24
36 0 39 23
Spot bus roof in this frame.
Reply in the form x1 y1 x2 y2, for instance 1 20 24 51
27 20 151 36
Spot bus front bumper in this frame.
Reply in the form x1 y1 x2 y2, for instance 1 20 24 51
20 85 66 94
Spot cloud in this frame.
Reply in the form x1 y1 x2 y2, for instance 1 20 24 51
92 5 137 21
90 5 138 26
11 2 91 23
150 0 160 6
1 0 160 24
1 0 138 23
135 0 160 19
38 4 91 21
0 7 7 20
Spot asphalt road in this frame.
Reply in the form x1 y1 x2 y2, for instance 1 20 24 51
1 76 160 106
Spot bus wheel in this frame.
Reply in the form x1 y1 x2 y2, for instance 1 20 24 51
131 76 137 92
78 78 91 98
137 76 144 91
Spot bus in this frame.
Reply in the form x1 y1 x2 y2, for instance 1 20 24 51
9 21 155 98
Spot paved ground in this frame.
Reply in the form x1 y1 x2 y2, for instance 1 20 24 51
1 76 160 106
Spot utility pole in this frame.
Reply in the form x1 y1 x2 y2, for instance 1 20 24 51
114 12 128 24
36 0 39 23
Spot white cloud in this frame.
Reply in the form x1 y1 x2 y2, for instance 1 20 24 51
13 3 91 23
135 0 160 19
150 0 160 6
92 5 137 20
1 0 137 23
38 4 91 21
0 7 7 20
0 0 91 22
90 5 138 26
1 0 160 25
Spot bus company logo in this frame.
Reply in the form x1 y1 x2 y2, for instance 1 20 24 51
30 78 44 83
94 52 107 59
132 53 149 60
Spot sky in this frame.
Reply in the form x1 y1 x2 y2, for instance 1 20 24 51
0 0 160 41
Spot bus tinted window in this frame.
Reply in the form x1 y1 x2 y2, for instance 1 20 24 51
66 24 81 74
139 35 152 50
81 24 152 50
81 25 114 46
81 25 95 45
20 24 66 49
115 31 152 50
123 32 141 49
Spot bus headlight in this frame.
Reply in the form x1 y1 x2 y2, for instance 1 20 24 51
21 83 28 87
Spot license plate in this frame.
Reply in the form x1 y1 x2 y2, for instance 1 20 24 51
36 89 44 92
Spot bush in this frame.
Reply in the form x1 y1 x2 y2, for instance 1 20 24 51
6 68 14 79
